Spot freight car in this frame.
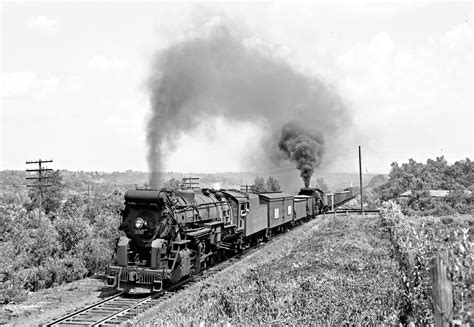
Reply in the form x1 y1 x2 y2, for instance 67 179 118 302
107 183 356 293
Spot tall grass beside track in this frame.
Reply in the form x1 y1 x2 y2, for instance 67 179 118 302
135 215 403 325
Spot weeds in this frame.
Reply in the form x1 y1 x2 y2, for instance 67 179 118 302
380 201 473 325
136 216 402 325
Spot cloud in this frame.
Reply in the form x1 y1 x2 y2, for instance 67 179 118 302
27 15 58 35
332 22 472 164
165 117 265 173
87 55 128 72
2 71 60 99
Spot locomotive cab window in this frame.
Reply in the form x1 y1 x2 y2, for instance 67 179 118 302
240 203 247 216
287 205 292 215
274 208 279 219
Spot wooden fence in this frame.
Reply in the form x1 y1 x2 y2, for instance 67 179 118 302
431 252 453 327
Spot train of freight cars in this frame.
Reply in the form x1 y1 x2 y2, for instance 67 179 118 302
106 184 357 293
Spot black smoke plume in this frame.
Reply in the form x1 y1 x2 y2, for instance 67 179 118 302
278 123 324 188
147 19 350 186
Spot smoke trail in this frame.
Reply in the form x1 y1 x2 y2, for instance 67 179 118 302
147 18 350 186
278 123 324 188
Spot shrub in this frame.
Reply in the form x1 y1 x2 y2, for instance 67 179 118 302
44 255 88 285
0 189 124 303
380 201 473 324
53 215 93 253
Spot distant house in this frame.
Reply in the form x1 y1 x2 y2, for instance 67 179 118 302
400 190 471 198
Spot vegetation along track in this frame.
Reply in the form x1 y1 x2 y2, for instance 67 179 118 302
45 215 322 326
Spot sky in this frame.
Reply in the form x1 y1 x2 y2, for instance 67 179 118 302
1 1 472 174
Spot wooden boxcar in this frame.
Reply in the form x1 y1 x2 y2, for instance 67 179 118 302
258 193 294 229
294 195 312 221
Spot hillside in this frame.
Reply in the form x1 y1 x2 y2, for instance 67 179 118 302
0 168 378 195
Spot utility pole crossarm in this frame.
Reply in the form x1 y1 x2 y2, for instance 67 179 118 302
26 169 53 172
26 159 54 223
26 159 53 164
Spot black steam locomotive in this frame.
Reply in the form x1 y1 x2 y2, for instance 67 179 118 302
106 184 356 293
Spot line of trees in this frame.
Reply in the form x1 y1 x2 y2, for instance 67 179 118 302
374 157 474 215
251 176 281 193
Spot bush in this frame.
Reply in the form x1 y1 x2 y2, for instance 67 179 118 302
54 215 93 253
380 201 473 324
376 157 474 215
44 255 88 285
0 189 123 304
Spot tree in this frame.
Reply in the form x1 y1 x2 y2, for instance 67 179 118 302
252 176 282 192
266 176 281 192
375 156 474 214
252 177 266 193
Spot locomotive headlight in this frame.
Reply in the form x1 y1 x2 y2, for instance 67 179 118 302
135 217 145 229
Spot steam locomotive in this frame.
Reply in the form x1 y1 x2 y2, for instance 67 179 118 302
106 183 356 293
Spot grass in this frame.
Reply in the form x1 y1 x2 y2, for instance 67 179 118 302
135 214 403 325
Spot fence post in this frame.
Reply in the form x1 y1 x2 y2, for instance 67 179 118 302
431 252 453 327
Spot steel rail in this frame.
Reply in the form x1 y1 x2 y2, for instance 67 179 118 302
91 296 154 326
45 292 124 326
325 209 380 214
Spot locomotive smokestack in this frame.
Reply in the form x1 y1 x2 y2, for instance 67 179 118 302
146 18 350 184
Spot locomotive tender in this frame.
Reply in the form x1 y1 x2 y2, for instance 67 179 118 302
107 184 356 293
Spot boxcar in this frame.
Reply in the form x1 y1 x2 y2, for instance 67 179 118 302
258 193 294 229
333 192 345 206
294 195 311 222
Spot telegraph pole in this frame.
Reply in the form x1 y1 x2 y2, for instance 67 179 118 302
358 146 364 215
26 159 53 222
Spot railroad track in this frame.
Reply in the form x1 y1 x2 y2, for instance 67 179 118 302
45 218 301 326
325 209 380 214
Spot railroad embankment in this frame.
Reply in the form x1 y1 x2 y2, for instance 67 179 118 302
135 214 403 325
